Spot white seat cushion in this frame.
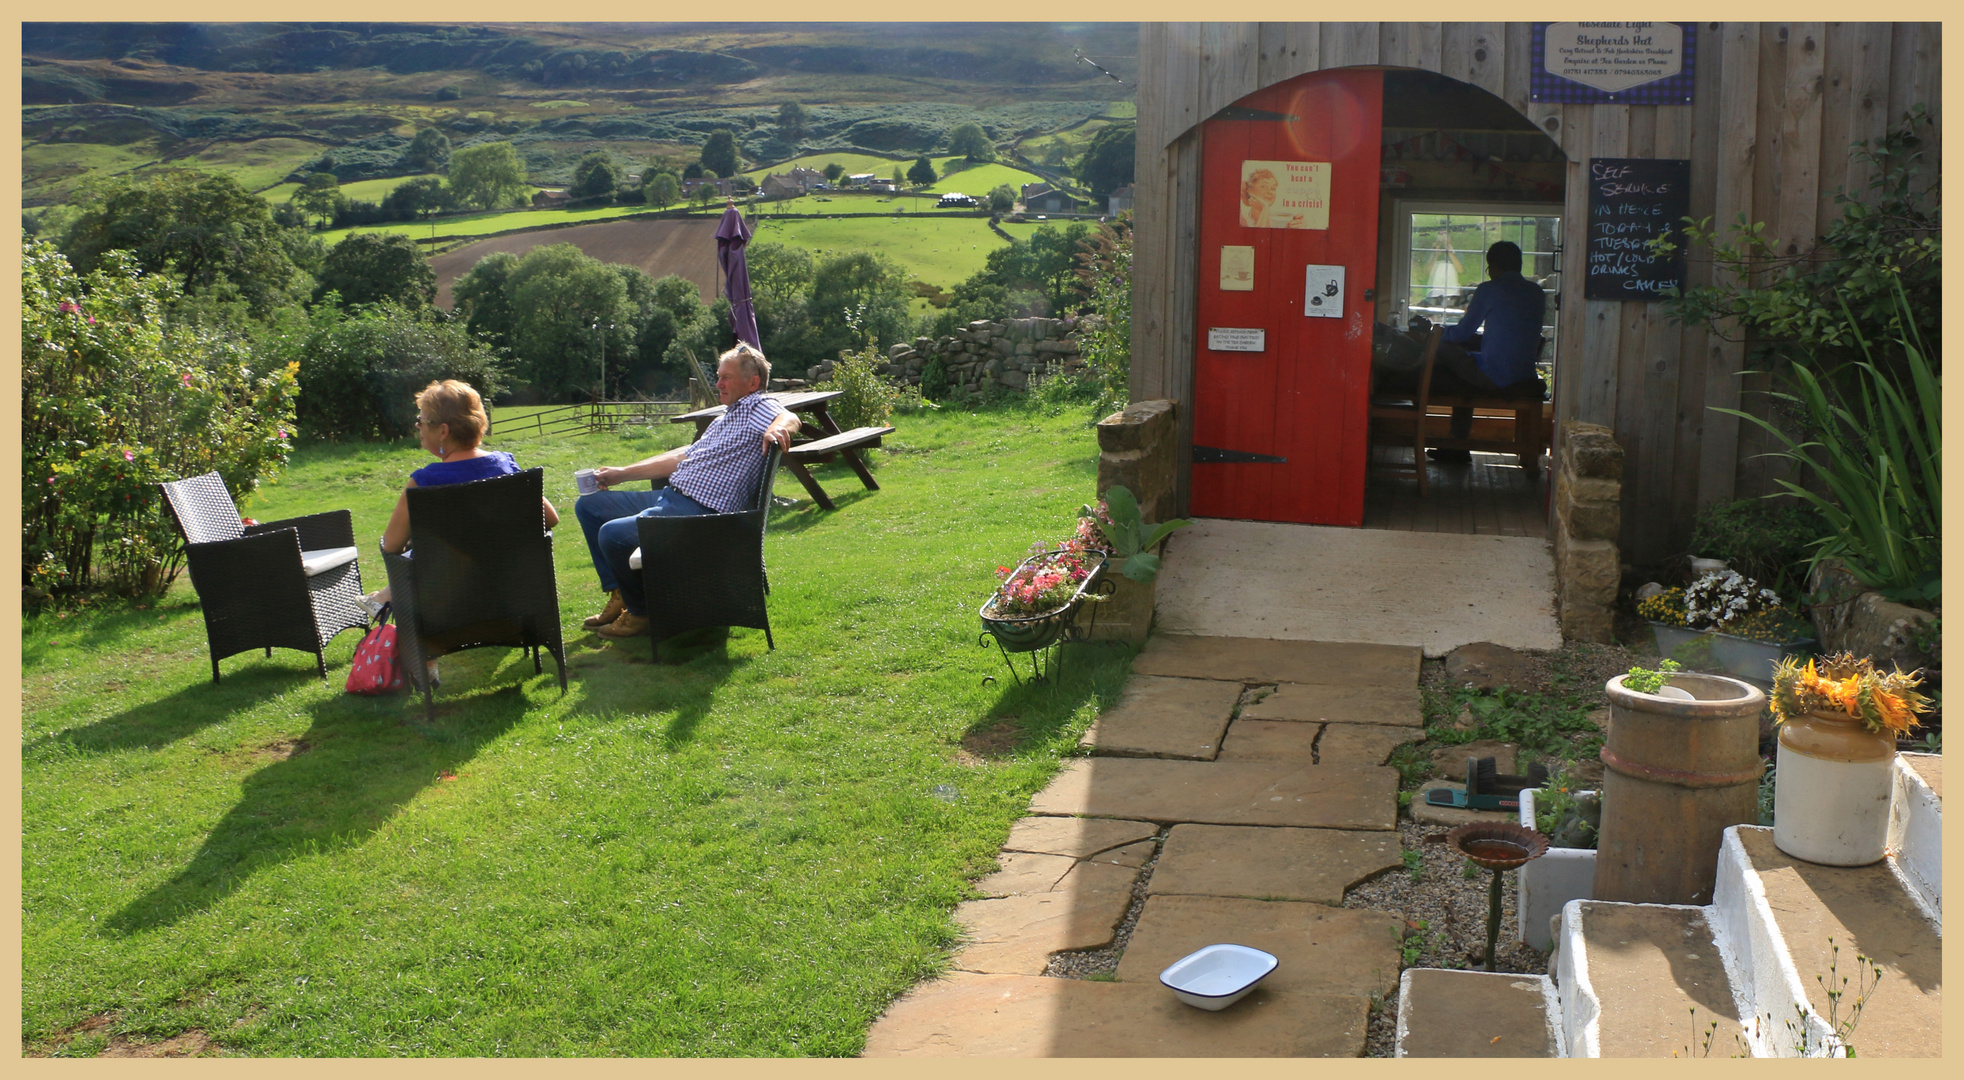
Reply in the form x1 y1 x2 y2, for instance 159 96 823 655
300 546 360 577
628 547 643 571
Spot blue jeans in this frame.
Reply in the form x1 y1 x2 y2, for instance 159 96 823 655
574 487 712 615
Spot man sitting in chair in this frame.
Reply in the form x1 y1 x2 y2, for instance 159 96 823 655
1428 240 1547 462
574 343 802 639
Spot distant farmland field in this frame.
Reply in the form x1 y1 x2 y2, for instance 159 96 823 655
430 218 721 308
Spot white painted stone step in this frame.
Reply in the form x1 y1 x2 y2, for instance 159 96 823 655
1554 900 1743 1057
1710 825 1942 1057
1889 753 1941 926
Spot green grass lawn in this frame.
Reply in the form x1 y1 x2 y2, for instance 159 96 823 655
741 151 910 184
260 173 450 206
920 160 1046 196
751 216 1011 287
314 199 637 246
20 400 1131 1057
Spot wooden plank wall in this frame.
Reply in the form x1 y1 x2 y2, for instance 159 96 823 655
1132 22 1941 564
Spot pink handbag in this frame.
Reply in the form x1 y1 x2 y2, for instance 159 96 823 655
345 605 405 695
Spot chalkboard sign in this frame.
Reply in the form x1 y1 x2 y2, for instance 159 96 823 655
1584 157 1690 301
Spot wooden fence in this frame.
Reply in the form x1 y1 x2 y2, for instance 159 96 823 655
490 399 692 440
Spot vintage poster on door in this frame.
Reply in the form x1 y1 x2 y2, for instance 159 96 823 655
1238 161 1330 230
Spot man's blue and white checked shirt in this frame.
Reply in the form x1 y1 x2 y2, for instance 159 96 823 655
668 391 788 513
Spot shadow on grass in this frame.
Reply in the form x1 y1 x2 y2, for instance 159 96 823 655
765 487 877 533
964 639 1135 757
106 684 527 935
28 664 322 758
564 627 748 749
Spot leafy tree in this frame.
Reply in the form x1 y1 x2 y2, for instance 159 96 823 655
643 170 681 209
434 85 462 101
1028 223 1093 313
692 183 720 210
890 165 906 187
296 301 509 441
777 102 809 143
294 172 343 229
682 161 706 180
822 162 846 184
503 243 639 399
314 232 438 310
384 176 451 220
1075 122 1136 199
448 141 530 210
402 127 452 172
62 170 306 320
700 129 740 178
21 238 300 597
746 241 816 362
450 251 521 353
803 250 912 361
987 184 1016 213
947 122 995 162
907 155 938 188
1074 214 1133 414
571 151 620 200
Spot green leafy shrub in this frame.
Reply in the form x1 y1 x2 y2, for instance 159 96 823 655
1688 499 1829 597
21 239 299 597
819 346 900 430
919 353 949 400
1075 214 1131 417
296 301 510 441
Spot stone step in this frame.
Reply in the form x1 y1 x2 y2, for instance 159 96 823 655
1889 753 1941 925
1394 969 1561 1057
1028 758 1398 830
1077 674 1241 760
1710 825 1943 1057
1132 634 1422 688
1554 901 1742 1057
861 972 1371 1057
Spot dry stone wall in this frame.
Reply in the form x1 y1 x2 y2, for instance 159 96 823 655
805 316 1093 393
1552 420 1623 644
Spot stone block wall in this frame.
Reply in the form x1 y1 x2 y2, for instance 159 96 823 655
1552 420 1624 644
1080 400 1179 644
805 316 1093 394
1808 559 1941 678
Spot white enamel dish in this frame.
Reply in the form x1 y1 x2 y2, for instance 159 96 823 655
1158 943 1279 1010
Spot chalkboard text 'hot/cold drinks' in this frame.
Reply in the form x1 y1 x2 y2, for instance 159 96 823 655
1585 157 1690 301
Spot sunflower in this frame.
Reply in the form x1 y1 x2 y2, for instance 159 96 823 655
1770 652 1930 735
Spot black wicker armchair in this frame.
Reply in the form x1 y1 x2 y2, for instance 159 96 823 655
630 445 783 661
160 471 369 683
381 468 566 720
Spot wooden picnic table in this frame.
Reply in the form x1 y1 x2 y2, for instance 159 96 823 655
671 390 893 511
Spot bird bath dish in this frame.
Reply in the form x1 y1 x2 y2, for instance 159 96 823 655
1444 822 1550 970
1158 943 1278 1011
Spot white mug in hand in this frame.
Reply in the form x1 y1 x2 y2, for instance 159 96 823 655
575 468 600 495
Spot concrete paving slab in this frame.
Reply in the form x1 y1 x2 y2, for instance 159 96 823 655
1029 758 1398 830
1216 719 1321 762
1150 825 1404 904
1153 518 1560 657
1054 854 1150 895
974 852 1077 897
1003 816 1158 858
951 888 1135 975
1396 969 1558 1057
1078 674 1241 759
1410 779 1518 827
1240 682 1424 727
861 972 1370 1057
1132 634 1421 687
1116 895 1403 998
1736 827 1943 1057
1571 902 1743 1058
1083 839 1157 869
1317 723 1424 766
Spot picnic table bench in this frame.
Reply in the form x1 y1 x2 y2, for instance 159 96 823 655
672 390 893 511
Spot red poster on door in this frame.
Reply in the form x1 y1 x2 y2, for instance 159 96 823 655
1190 69 1383 526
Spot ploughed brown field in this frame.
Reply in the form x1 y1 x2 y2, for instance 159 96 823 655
431 218 723 309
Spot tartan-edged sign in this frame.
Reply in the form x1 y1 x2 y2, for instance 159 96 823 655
1532 23 1696 105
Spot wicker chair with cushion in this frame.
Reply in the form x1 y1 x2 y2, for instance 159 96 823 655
628 444 783 661
160 471 369 683
381 468 567 720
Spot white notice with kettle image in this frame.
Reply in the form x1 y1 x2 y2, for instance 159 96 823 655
1303 264 1344 319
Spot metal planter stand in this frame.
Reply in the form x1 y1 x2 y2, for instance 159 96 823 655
980 551 1114 685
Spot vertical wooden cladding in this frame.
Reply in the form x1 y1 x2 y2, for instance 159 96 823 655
1132 23 1941 563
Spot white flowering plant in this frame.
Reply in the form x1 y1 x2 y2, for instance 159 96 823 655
1681 570 1782 630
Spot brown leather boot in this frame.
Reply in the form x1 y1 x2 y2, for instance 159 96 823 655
595 611 650 639
582 589 624 629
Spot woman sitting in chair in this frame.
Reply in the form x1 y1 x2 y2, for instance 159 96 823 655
363 380 560 613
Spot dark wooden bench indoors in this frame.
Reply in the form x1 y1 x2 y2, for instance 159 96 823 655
783 425 895 510
1424 386 1547 476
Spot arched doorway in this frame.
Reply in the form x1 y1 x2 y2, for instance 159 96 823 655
1188 66 1567 533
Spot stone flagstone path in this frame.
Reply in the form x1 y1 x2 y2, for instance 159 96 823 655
864 634 1427 1057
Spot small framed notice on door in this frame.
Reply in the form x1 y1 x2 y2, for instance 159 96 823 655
1219 246 1254 290
1207 327 1267 352
1303 264 1345 318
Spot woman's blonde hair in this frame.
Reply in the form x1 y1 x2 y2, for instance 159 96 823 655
415 380 488 448
1242 168 1277 201
719 342 772 386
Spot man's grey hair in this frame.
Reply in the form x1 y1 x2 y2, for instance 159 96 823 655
719 343 772 386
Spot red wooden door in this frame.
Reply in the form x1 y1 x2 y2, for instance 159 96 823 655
1190 69 1383 526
